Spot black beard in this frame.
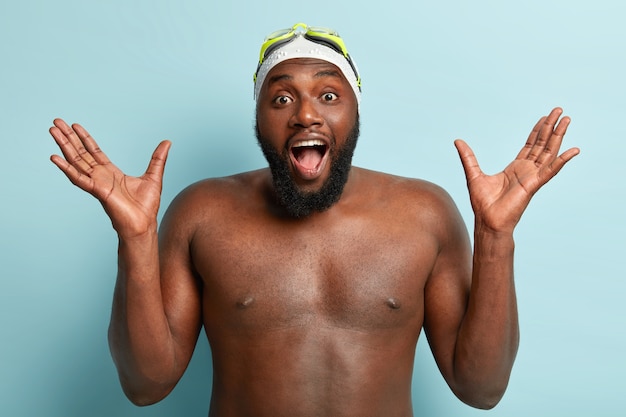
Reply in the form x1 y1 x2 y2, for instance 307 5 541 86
256 115 360 219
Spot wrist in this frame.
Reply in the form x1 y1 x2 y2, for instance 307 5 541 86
117 221 158 244
473 216 516 238
116 225 160 283
474 220 515 259
112 215 158 240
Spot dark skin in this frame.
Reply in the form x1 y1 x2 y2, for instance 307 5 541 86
49 58 579 416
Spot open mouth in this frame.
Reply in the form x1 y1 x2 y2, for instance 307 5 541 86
289 139 330 180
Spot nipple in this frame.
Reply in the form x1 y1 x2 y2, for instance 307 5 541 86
237 296 255 309
386 298 401 310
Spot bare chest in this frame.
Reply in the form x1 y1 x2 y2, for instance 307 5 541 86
192 214 438 333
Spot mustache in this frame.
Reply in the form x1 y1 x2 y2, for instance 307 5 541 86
254 114 360 218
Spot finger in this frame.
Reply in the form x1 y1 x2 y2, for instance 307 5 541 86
525 107 563 161
49 124 93 175
71 123 112 166
516 116 544 160
143 140 171 182
454 139 483 183
536 115 570 166
50 119 97 174
538 146 580 185
50 154 96 193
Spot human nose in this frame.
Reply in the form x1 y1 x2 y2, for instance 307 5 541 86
289 97 323 129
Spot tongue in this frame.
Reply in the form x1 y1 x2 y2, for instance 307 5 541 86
296 147 323 170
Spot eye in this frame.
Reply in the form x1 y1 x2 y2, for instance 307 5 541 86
273 95 293 105
321 92 338 102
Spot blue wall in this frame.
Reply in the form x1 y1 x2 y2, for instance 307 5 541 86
1 0 624 415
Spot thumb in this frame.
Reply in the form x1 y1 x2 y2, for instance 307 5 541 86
454 139 482 183
144 140 171 180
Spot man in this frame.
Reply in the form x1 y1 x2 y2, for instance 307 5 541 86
49 23 579 416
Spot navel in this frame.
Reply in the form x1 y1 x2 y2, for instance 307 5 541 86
386 297 401 310
236 296 255 309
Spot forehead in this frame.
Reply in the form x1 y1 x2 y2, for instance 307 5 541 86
263 58 349 86
269 58 342 71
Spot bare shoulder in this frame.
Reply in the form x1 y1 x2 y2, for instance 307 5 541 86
159 169 270 234
346 167 470 275
352 167 460 221
353 167 471 269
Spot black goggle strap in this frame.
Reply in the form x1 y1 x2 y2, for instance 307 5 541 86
255 34 360 90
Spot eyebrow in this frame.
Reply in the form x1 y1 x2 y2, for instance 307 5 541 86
267 74 293 86
314 69 342 79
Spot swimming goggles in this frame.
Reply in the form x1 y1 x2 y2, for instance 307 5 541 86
253 23 361 90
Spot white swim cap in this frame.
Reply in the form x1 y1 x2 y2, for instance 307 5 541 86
253 33 361 106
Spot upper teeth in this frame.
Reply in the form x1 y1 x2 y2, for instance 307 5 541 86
293 140 325 148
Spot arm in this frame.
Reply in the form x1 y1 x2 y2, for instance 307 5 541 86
424 108 579 408
109 203 202 406
49 120 201 405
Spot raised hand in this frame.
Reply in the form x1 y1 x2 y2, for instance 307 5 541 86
49 119 171 237
454 107 580 234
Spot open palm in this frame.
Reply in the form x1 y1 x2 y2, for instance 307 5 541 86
49 119 171 237
455 108 580 233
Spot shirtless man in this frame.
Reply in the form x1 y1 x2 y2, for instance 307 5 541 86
49 23 579 416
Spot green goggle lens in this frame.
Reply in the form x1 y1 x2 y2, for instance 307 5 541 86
255 23 360 89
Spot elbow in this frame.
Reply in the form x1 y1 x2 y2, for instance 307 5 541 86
449 344 519 409
452 380 509 410
127 394 160 408
120 378 174 407
127 395 165 408
109 363 176 406
108 333 179 406
459 393 504 410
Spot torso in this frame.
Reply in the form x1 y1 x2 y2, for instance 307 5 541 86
179 167 451 417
